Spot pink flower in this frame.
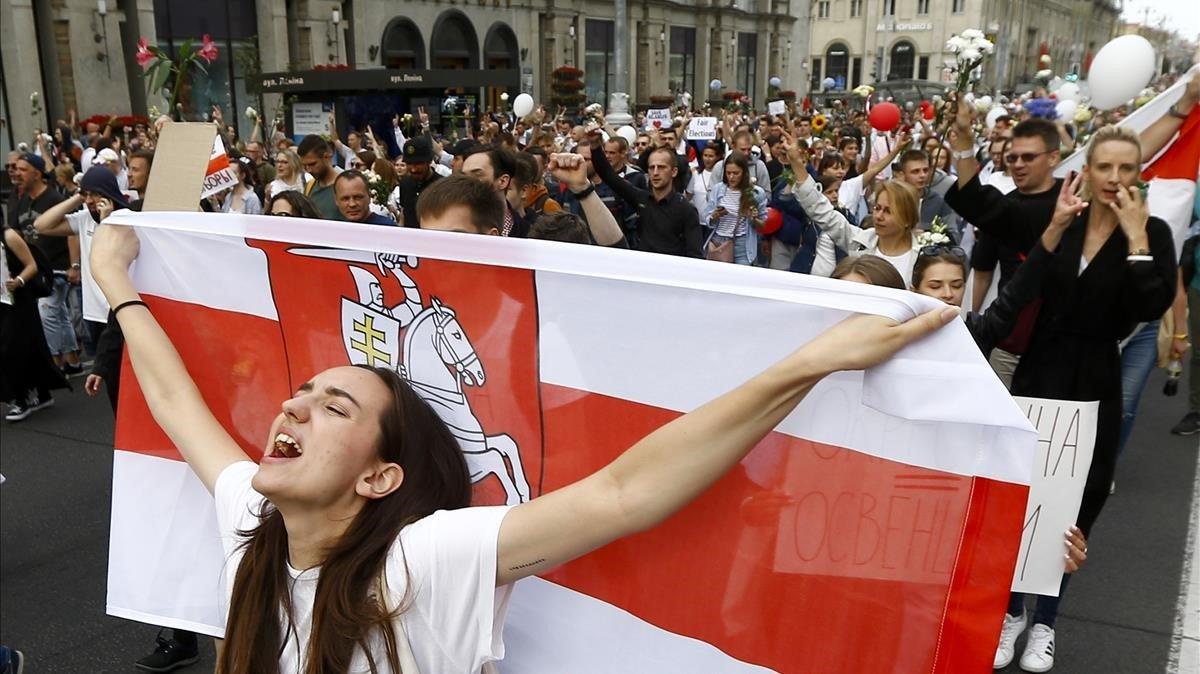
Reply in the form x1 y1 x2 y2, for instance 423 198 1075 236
197 34 219 64
135 37 155 69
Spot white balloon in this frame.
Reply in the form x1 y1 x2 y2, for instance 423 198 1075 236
1055 99 1077 120
1048 76 1064 92
1057 82 1081 102
769 76 782 88
710 79 723 91
512 93 534 118
616 125 638 145
985 106 1007 129
978 95 993 108
1087 35 1157 110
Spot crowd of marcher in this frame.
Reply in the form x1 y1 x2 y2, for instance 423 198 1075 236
2 68 1198 673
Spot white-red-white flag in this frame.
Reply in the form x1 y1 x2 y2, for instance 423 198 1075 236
199 136 239 199
104 211 1037 672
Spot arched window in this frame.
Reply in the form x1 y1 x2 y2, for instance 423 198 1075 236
430 10 479 70
825 42 850 90
483 23 518 70
482 23 519 110
380 18 425 69
889 40 915 80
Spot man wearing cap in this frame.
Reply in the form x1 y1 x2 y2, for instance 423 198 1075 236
395 136 441 228
8 153 84 372
35 166 130 350
444 138 480 174
95 147 128 192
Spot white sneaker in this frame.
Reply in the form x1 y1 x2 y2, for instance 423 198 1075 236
994 611 1028 669
1019 623 1055 672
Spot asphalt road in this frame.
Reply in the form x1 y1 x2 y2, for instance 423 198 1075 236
1 372 1197 673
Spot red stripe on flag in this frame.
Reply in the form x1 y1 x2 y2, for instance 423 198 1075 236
1142 106 1200 182
537 383 1022 673
932 476 1027 673
115 294 292 461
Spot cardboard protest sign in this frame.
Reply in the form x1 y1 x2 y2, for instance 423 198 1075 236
685 117 719 140
143 122 215 212
1010 397 1098 596
768 100 788 116
645 108 672 131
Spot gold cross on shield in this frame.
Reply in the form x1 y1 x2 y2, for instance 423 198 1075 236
350 315 391 367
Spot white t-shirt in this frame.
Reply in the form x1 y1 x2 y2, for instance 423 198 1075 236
875 247 918 288
267 177 304 199
838 174 870 224
986 171 1017 194
215 461 514 674
66 208 110 323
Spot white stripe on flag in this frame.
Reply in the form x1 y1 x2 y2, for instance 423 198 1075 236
1147 178 1197 259
107 451 228 637
499 578 777 674
131 223 278 320
536 269 1035 485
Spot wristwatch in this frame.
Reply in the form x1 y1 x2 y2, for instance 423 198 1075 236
571 184 596 200
71 263 81 270
1168 103 1190 120
951 148 976 161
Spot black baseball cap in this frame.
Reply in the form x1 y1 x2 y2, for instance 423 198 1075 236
445 139 480 157
403 136 434 164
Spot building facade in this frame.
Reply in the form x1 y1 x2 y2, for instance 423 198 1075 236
2 0 811 156
806 0 1120 93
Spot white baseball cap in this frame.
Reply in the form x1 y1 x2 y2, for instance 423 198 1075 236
97 148 120 163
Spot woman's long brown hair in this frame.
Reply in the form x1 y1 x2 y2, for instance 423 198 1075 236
723 151 756 218
218 365 472 674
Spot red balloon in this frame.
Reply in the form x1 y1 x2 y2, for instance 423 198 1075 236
919 100 935 120
869 102 902 132
762 207 784 236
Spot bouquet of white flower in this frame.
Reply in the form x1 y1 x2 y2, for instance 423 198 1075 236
361 169 391 208
245 106 259 121
944 29 994 93
916 216 953 248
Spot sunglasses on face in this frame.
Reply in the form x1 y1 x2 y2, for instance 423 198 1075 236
1004 151 1051 165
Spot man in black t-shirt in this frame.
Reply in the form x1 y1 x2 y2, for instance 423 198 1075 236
396 136 442 228
9 154 82 372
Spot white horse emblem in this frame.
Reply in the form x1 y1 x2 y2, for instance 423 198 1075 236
319 251 530 505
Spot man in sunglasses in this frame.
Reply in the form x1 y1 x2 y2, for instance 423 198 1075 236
944 104 1066 387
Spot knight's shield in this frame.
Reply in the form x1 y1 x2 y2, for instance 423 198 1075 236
340 298 401 369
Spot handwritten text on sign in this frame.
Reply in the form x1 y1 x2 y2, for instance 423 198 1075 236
1010 397 1098 596
644 108 672 131
767 100 788 116
685 117 719 140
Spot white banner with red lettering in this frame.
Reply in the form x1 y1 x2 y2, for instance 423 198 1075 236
199 136 238 199
104 211 1038 672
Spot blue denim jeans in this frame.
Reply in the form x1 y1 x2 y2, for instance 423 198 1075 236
1117 321 1160 458
1008 574 1071 628
0 645 10 669
37 273 79 356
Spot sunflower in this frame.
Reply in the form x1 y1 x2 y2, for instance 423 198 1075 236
812 113 828 134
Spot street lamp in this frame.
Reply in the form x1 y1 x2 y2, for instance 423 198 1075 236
606 0 633 126
331 7 342 64
96 0 111 77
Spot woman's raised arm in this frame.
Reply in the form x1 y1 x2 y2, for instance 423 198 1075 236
90 224 250 493
495 306 958 586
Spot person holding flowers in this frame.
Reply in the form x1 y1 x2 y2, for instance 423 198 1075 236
701 151 767 264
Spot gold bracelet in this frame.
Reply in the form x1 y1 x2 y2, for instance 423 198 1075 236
1174 333 1189 340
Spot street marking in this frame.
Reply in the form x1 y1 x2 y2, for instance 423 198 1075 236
1167 438 1200 674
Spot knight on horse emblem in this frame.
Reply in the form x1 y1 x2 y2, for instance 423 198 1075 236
334 252 531 505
